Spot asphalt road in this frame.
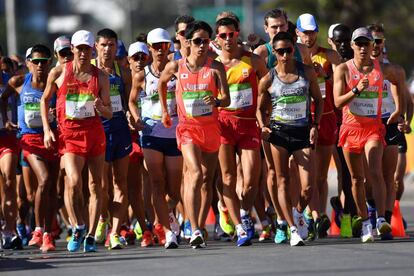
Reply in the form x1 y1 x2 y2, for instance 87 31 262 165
2 172 414 276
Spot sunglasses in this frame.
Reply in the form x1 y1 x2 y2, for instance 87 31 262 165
131 53 148 61
273 47 293 56
190 37 210 46
374 38 385 45
30 58 50 65
177 30 186 37
354 41 371 47
59 49 73 58
150 42 170 50
217 31 239 40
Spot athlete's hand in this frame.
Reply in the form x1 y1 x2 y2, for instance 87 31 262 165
387 111 400 125
43 129 56 150
94 97 105 114
5 120 18 132
356 76 369 92
398 120 411 134
260 126 272 140
134 117 145 131
310 126 318 149
162 112 172 128
126 111 136 131
203 95 216 106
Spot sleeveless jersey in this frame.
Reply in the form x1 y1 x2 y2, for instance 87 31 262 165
141 65 177 138
217 52 258 118
56 61 102 131
175 58 219 126
268 62 311 127
311 47 334 113
18 73 56 135
343 59 383 127
381 79 395 119
0 72 17 133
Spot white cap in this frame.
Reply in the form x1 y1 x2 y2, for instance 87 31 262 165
296 13 319 32
147 28 171 44
25 47 33 59
328 23 341 38
128 42 149 57
71 30 94 47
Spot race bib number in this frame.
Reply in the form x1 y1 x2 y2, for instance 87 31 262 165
273 95 307 121
0 108 12 129
141 91 177 120
349 91 378 117
110 85 123 113
317 77 326 98
225 83 253 110
66 93 95 119
24 103 53 128
182 91 212 117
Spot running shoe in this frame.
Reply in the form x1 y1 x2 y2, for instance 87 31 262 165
84 235 97 252
120 225 135 245
361 221 374 243
28 229 43 247
169 211 181 237
66 228 72 242
352 216 362 238
16 223 29 246
67 228 85 252
165 231 178 249
237 230 251 246
141 230 154 247
290 227 305 246
134 222 143 241
274 222 288 244
153 223 166 246
41 233 55 253
307 218 316 241
367 202 377 229
218 202 235 235
259 224 272 242
109 233 124 250
340 214 353 238
293 209 308 240
190 229 205 248
2 235 23 250
183 220 192 240
95 219 109 244
318 214 331 238
377 217 392 238
241 215 254 240
213 222 223 241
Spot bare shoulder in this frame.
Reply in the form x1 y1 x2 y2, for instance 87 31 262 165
165 60 179 73
325 48 341 64
335 62 348 74
132 69 146 83
50 64 64 79
253 44 268 57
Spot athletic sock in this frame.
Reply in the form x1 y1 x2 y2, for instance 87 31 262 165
240 209 249 218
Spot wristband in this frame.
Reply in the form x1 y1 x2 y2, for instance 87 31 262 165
215 98 221 107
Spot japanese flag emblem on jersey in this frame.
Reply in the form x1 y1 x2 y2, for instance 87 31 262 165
353 75 359 80
181 73 188 79
242 68 249 78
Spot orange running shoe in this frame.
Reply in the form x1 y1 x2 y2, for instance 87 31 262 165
141 230 154 247
153 224 166 246
28 230 43 247
41 233 56 253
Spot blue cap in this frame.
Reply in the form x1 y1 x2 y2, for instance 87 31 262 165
296 13 319 32
116 40 127 58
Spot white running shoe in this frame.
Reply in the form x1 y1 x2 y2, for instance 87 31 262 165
164 231 178 249
361 221 374 243
169 211 181 237
376 217 391 236
190 229 205 249
290 227 305 246
293 208 308 240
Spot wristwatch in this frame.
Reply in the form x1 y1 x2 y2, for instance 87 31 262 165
351 87 360 96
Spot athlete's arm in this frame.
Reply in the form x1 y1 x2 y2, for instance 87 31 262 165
128 70 145 129
383 63 404 124
121 67 132 110
95 70 112 119
253 44 268 65
158 60 178 128
0 75 24 130
257 71 272 139
327 49 342 72
333 63 368 108
306 64 323 146
41 66 62 149
404 87 413 133
251 53 269 80
211 60 230 108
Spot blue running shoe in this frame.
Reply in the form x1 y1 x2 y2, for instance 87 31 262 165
67 228 85 252
84 236 97 252
183 220 192 240
241 215 254 240
16 223 29 246
236 230 251 246
367 203 377 229
274 222 288 244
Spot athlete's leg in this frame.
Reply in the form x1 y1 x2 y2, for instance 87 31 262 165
87 154 105 236
395 152 406 200
0 153 18 234
293 148 314 213
239 148 261 212
165 155 183 209
382 145 398 222
110 155 129 235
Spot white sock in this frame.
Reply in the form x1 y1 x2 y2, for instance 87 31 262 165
35 227 44 233
235 224 244 234
290 225 298 233
240 209 249 218
277 220 287 226
76 224 86 230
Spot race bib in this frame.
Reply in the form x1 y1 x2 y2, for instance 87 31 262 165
24 103 54 128
141 91 177 120
225 83 253 110
317 77 326 98
182 91 213 117
273 95 307 121
110 85 123 113
349 91 378 118
66 93 95 119
0 108 12 129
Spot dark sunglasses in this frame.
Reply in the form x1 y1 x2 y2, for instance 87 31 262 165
273 47 293 55
191 37 210 46
150 42 170 50
177 30 186 37
217 31 239 40
374 38 384 45
131 53 148 61
30 58 50 65
354 41 371 47
59 49 73 58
